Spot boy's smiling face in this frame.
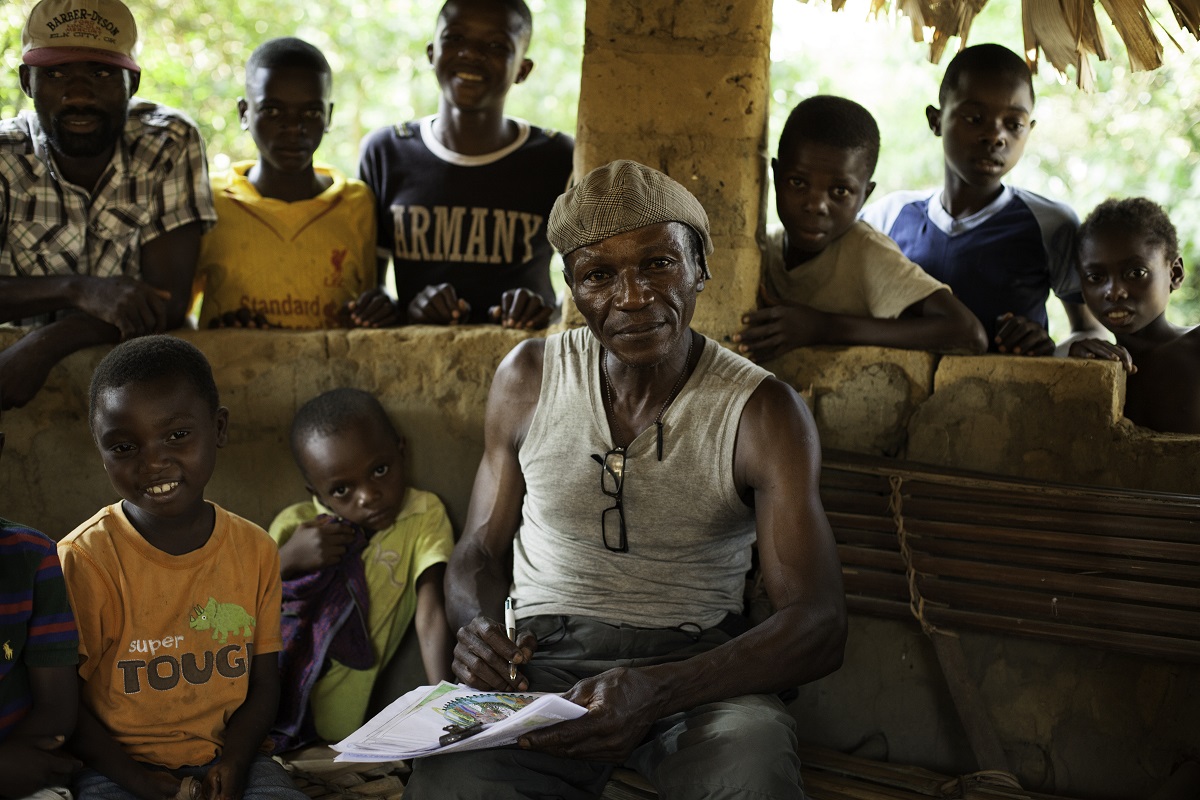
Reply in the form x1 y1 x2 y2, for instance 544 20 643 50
1078 229 1184 337
238 65 332 176
92 375 228 536
427 0 533 114
773 140 875 265
927 71 1034 195
297 415 408 533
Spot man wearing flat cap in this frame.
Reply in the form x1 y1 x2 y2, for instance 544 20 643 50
0 0 216 410
407 160 847 799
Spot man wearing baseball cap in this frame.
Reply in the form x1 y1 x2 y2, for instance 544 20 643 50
407 160 847 798
0 0 216 411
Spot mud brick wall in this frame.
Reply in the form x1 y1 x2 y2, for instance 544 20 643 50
564 0 773 337
6 327 1195 539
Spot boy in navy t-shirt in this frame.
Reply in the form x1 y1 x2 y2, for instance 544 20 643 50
359 0 573 329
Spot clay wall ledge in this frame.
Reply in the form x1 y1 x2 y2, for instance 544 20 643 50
2 326 1195 539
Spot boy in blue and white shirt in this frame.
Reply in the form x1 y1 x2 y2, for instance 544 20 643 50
862 44 1104 355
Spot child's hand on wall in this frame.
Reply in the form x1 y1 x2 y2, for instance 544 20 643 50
489 288 553 330
345 289 401 328
994 312 1055 356
408 283 470 325
208 309 274 330
1068 338 1136 373
735 287 827 363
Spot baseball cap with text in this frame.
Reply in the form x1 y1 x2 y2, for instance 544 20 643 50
22 0 139 74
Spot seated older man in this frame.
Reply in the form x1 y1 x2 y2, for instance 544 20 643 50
405 160 847 800
0 0 215 410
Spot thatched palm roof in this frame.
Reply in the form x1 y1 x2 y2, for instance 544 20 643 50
820 0 1200 87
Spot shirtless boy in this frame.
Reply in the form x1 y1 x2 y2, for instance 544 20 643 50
1070 197 1200 433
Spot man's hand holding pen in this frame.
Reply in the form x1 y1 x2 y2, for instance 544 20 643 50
453 614 537 692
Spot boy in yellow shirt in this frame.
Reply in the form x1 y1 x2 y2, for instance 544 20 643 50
194 38 396 330
269 388 453 748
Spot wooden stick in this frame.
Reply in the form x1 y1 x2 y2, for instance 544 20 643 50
909 552 1200 608
930 632 1012 773
823 451 1200 515
840 566 1200 638
844 595 1200 662
826 510 1200 563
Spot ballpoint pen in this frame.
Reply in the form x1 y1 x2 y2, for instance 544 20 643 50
505 596 517 681
439 722 485 747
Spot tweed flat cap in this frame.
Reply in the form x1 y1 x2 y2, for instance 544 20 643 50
548 160 713 274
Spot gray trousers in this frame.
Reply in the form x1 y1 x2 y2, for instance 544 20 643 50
406 615 804 800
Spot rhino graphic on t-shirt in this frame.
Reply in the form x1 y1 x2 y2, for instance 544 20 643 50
189 597 255 644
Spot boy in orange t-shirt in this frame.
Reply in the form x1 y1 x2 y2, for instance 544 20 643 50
59 336 306 800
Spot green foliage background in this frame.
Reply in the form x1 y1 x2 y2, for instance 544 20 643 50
1 0 1194 328
0 0 585 174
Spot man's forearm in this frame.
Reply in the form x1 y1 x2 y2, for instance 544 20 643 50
139 221 204 330
446 540 512 632
0 275 86 322
1 314 122 409
636 601 846 720
13 314 119 363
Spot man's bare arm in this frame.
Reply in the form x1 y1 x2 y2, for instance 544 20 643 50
139 221 203 329
737 288 987 359
524 376 847 762
0 315 119 409
0 221 204 409
446 338 544 690
0 275 91 322
0 274 168 334
0 222 201 333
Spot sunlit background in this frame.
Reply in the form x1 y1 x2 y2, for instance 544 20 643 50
0 0 1194 332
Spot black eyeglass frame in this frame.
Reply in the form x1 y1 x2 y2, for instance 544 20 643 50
591 447 627 553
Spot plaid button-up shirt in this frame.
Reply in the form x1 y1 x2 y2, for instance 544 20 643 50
0 99 217 281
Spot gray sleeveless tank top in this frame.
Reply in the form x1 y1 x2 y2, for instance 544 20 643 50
511 326 771 629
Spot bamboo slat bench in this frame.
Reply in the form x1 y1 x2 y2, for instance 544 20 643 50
277 743 1092 800
821 450 1200 664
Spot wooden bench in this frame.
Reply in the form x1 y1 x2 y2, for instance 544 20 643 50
278 743 1091 800
601 452 1200 796
821 450 1200 660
